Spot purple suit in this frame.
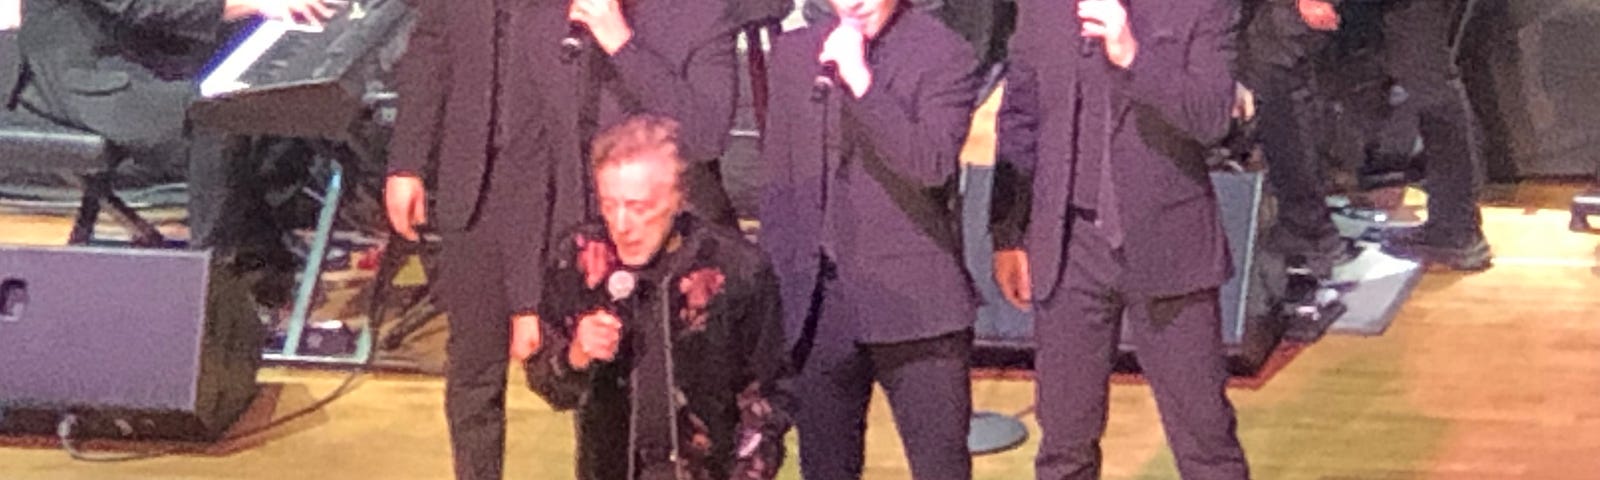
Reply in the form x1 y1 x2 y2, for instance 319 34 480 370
758 9 981 480
992 0 1252 478
993 0 1237 301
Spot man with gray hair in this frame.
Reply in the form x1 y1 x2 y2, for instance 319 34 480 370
527 115 793 480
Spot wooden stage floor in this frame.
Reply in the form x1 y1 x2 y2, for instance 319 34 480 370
2 91 1599 479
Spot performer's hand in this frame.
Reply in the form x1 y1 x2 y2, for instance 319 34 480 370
993 249 1033 311
225 0 337 27
384 175 428 242
509 313 543 362
0 0 20 30
1297 0 1340 31
568 309 623 370
570 0 634 55
1232 82 1256 121
1078 0 1138 69
818 20 872 98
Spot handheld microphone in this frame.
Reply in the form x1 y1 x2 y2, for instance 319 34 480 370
561 22 589 63
585 269 638 364
606 270 637 303
1078 0 1100 58
811 61 838 103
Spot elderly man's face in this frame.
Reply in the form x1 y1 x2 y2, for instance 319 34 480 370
595 156 683 266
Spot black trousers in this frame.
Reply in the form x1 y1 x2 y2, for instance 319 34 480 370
436 224 516 480
1245 0 1484 257
1380 0 1484 238
1033 219 1248 480
1241 0 1342 260
434 164 571 480
794 271 974 480
433 156 562 479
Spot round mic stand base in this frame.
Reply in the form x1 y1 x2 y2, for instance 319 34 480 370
968 410 1029 455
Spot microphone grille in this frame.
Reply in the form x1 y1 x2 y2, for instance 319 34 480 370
607 270 637 301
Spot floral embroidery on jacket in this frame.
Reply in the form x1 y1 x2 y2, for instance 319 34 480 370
677 267 726 333
525 219 791 480
575 235 618 289
730 382 785 480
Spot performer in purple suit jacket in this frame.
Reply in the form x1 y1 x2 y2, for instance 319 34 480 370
991 0 1252 478
759 0 981 478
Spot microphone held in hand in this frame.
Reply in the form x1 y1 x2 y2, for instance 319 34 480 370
811 61 839 103
561 21 589 63
584 270 637 365
606 270 636 302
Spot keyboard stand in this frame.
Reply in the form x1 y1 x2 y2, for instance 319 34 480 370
261 140 375 367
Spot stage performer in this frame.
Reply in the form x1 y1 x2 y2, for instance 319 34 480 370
990 0 1252 478
527 115 792 480
758 0 981 477
1240 0 1491 277
383 0 745 477
1368 0 1492 270
2 0 337 313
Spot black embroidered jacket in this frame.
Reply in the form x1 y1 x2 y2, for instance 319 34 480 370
527 215 793 480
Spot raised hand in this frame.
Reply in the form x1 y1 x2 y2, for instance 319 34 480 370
568 309 623 370
817 19 872 97
384 175 427 242
1297 0 1339 31
1077 0 1138 68
993 249 1033 311
569 0 634 55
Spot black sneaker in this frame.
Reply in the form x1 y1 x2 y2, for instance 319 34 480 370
1284 237 1361 281
1380 227 1492 271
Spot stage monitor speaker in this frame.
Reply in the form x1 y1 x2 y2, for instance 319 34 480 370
1117 171 1287 375
967 168 1287 375
0 245 263 441
1461 0 1600 178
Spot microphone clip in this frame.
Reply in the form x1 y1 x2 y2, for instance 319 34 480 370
561 22 589 64
811 62 839 103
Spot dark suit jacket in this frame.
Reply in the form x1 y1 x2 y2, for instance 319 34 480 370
992 0 1239 301
388 0 743 312
5 0 227 153
759 10 980 345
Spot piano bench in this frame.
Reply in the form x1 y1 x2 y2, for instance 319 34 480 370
0 111 166 246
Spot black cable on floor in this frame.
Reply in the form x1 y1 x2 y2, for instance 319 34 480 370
56 367 367 462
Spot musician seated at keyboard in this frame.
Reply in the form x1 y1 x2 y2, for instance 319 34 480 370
1 0 336 310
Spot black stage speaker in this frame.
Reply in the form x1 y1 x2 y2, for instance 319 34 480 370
1461 0 1600 178
968 169 1287 375
0 245 263 441
1117 172 1287 375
